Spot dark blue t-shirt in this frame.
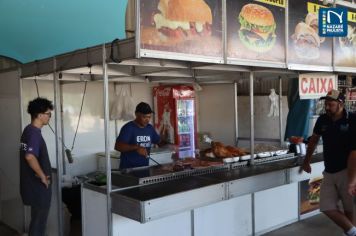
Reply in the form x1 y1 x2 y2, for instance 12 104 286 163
117 121 160 169
313 110 353 173
20 125 52 208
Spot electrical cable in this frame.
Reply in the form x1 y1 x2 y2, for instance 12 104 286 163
33 79 88 163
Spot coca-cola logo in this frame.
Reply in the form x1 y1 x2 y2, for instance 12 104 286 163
156 88 171 97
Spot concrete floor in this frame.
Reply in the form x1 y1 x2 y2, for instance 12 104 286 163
0 214 346 236
263 213 344 236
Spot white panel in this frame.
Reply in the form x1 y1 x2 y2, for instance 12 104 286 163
238 96 288 141
255 183 299 234
198 84 235 145
194 195 252 236
112 211 191 236
289 162 324 182
82 188 108 236
0 70 24 231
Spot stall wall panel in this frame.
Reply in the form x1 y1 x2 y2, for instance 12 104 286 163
22 80 154 176
254 183 299 234
198 84 235 146
194 194 252 236
82 188 108 236
112 211 191 236
0 70 24 232
238 96 288 142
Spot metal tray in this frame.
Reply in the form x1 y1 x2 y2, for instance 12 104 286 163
112 164 230 186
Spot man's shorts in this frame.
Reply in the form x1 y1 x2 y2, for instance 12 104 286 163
320 169 354 213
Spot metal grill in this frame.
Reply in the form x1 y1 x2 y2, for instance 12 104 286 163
253 153 296 165
230 161 249 170
139 165 229 184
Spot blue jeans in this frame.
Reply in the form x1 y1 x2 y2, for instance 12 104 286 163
29 205 50 236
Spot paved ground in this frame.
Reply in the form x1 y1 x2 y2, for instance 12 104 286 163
263 213 343 236
0 213 346 236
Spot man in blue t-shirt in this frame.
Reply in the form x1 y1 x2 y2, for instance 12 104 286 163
20 97 53 236
115 102 160 169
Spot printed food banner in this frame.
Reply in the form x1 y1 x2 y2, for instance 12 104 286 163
300 177 323 215
334 3 356 69
226 0 286 64
288 0 332 68
139 0 223 61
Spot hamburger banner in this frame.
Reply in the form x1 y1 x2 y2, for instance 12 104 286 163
226 0 286 66
288 0 333 70
138 0 223 63
334 2 356 72
298 73 337 100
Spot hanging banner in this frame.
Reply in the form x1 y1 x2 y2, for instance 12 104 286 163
334 2 356 72
288 0 333 70
139 0 223 63
299 73 337 99
226 0 286 67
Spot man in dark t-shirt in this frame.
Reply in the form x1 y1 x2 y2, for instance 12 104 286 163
115 102 160 169
300 90 356 236
20 97 53 236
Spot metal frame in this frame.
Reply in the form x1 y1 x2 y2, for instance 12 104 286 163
102 45 112 236
53 58 64 236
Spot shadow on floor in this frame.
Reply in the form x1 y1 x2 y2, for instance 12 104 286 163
0 222 20 236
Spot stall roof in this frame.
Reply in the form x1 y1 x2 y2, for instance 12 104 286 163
0 0 127 63
20 39 301 84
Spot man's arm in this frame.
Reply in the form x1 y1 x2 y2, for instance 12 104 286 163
299 134 320 173
348 150 356 196
115 141 147 157
25 154 50 188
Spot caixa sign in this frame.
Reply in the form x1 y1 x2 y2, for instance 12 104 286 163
299 73 337 99
319 8 348 37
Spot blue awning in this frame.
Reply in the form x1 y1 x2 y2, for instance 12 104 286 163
0 0 128 63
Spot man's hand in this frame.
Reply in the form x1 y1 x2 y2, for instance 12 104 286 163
299 162 312 174
40 175 51 189
348 182 356 196
137 146 148 157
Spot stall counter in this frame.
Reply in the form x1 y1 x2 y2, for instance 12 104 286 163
82 153 324 236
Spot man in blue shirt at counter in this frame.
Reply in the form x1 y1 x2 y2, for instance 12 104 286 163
115 102 160 169
300 90 356 236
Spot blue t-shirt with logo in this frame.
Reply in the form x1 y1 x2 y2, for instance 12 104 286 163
117 121 160 169
20 124 52 208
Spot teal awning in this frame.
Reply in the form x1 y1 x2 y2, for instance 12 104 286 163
0 0 128 63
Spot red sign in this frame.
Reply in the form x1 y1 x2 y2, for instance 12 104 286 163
299 74 337 99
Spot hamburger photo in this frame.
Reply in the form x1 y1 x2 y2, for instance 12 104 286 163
238 3 276 53
292 22 321 60
308 177 322 205
305 13 325 43
151 0 213 42
338 24 356 59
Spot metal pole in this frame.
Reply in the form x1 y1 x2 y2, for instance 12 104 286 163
103 44 112 236
222 0 227 64
249 72 255 166
53 57 64 236
60 83 67 175
279 76 283 145
234 82 238 146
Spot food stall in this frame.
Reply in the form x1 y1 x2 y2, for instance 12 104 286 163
5 0 354 236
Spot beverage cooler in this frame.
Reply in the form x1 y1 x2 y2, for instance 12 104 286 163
153 85 197 158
